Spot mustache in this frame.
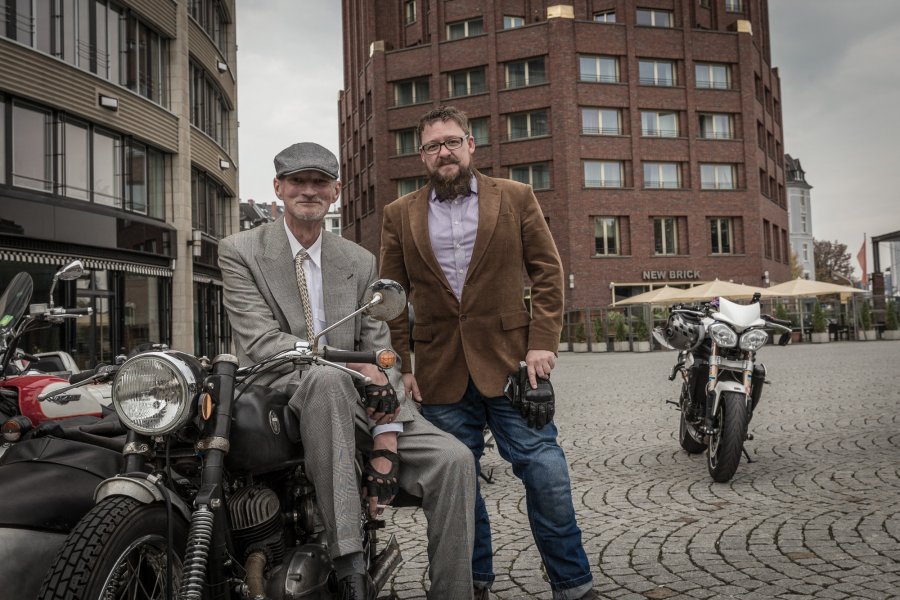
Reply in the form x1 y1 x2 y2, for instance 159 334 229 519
436 157 460 167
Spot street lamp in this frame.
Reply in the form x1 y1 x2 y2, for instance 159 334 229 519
831 272 854 287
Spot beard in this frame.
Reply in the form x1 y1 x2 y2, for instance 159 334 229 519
428 158 473 200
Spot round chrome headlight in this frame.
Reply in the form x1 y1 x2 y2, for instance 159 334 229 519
708 323 738 348
740 329 770 351
112 352 201 435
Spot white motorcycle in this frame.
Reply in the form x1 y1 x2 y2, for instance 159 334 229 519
654 294 792 482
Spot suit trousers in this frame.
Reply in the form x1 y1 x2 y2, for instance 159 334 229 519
287 366 476 599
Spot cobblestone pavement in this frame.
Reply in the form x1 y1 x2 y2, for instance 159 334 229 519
380 341 900 599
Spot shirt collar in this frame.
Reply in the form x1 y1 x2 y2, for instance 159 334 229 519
429 174 478 203
283 219 323 267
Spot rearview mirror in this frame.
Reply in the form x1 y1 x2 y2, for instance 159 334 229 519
57 260 85 281
363 279 407 322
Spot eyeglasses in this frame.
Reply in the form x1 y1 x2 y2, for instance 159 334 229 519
419 135 469 155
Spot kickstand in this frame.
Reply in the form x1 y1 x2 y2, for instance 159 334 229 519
480 468 495 484
480 428 495 483
742 447 754 463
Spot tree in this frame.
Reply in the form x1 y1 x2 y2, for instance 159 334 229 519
789 251 804 279
813 239 854 283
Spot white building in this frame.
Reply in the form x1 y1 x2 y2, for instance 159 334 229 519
785 154 816 279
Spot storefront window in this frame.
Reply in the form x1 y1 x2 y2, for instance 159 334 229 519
123 274 162 350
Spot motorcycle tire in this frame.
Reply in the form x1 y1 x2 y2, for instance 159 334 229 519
38 495 190 600
679 409 706 454
706 391 748 483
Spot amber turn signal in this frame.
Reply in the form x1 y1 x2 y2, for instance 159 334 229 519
2 415 33 442
376 349 397 370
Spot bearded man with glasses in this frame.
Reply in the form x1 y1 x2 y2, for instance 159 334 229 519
380 106 598 600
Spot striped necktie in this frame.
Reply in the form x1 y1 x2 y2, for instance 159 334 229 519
294 250 316 339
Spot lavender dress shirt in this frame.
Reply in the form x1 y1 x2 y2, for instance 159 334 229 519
428 175 479 299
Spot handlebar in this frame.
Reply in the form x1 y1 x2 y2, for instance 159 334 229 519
51 307 93 317
762 314 793 329
322 347 377 364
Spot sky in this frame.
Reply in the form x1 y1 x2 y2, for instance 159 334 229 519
234 1 900 276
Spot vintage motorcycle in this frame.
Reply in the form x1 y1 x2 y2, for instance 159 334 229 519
654 294 792 482
39 279 411 600
0 260 111 435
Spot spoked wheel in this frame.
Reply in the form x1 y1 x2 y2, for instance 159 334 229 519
706 391 749 483
39 495 189 600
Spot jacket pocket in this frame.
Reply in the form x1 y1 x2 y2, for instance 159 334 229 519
412 324 433 342
500 310 531 331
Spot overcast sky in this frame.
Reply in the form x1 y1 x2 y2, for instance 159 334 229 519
235 1 899 276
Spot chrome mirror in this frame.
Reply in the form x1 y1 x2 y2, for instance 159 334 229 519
48 261 84 309
362 279 407 322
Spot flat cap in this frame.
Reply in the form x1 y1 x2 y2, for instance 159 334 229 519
274 142 340 179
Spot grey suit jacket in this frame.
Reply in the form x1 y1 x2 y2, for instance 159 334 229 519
218 217 414 423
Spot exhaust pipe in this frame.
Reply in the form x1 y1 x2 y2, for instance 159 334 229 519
370 534 403 594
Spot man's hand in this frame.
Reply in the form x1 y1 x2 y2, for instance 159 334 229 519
365 432 400 517
350 363 401 425
402 373 422 407
525 349 556 388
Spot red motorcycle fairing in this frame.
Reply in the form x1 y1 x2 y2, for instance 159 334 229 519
2 373 105 425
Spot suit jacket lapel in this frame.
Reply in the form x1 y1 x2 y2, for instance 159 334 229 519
256 218 307 337
468 172 501 278
321 233 357 348
408 187 453 289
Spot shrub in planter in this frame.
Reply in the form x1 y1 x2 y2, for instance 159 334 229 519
608 312 630 351
592 319 608 352
632 315 651 352
810 302 829 343
885 301 900 340
858 301 876 340
572 322 588 352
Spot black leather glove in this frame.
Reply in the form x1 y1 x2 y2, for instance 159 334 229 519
363 449 400 505
504 361 555 429
362 378 399 414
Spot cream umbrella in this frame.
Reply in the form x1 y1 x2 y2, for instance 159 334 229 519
758 277 863 297
613 285 685 306
668 279 768 303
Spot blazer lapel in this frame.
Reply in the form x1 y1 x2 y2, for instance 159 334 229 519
408 188 453 288
467 172 501 278
256 218 307 338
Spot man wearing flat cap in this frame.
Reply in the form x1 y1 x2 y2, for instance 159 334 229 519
219 142 476 599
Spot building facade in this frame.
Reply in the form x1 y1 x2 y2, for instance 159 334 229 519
1 0 239 367
338 0 790 308
784 153 814 279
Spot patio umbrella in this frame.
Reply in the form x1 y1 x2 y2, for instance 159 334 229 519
758 277 863 297
613 285 685 306
668 279 768 303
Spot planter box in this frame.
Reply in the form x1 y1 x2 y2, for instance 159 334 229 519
882 330 900 340
613 341 630 352
810 332 830 344
857 329 877 341
633 341 651 353
572 342 589 353
592 342 608 353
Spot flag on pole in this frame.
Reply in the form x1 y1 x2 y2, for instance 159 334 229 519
857 235 867 287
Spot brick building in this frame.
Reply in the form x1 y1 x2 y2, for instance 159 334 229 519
338 0 790 308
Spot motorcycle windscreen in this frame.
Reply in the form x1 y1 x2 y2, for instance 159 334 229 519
0 272 33 335
0 437 123 532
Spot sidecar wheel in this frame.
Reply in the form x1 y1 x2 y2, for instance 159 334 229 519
38 495 190 600
679 409 706 454
706 391 748 483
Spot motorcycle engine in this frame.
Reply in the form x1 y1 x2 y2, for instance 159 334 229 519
228 484 286 565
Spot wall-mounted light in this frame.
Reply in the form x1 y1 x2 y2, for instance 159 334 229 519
608 281 615 290
762 270 770 286
188 229 203 258
216 60 228 73
219 159 231 170
568 273 575 289
98 94 119 110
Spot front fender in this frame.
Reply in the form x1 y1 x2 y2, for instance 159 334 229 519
95 475 192 522
712 380 747 416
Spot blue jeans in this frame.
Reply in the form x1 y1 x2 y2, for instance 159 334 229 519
422 379 592 594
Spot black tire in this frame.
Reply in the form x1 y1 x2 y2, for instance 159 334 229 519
678 380 706 454
38 495 189 600
706 391 749 483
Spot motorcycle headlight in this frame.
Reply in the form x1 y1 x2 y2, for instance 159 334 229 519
708 323 738 348
112 352 201 435
740 328 770 351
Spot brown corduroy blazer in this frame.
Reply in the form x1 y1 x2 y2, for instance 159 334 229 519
380 171 564 405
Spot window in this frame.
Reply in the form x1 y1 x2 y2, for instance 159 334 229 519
696 63 731 89
725 0 743 12
700 164 736 190
759 169 769 196
641 111 678 137
93 130 123 208
447 17 483 40
394 128 419 155
190 0 230 52
579 55 619 83
405 0 416 24
710 218 734 254
698 113 734 139
0 99 5 185
636 8 673 28
394 78 429 106
509 163 550 190
654 218 679 255
505 57 546 88
584 161 624 188
594 217 620 255
503 15 525 29
122 13 170 105
61 120 90 200
397 177 427 197
470 117 490 145
643 163 680 189
192 167 232 238
763 219 772 259
639 60 675 86
581 108 621 135
593 10 616 23
448 68 486 97
190 62 231 150
802 243 809 261
12 104 53 192
508 110 548 140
